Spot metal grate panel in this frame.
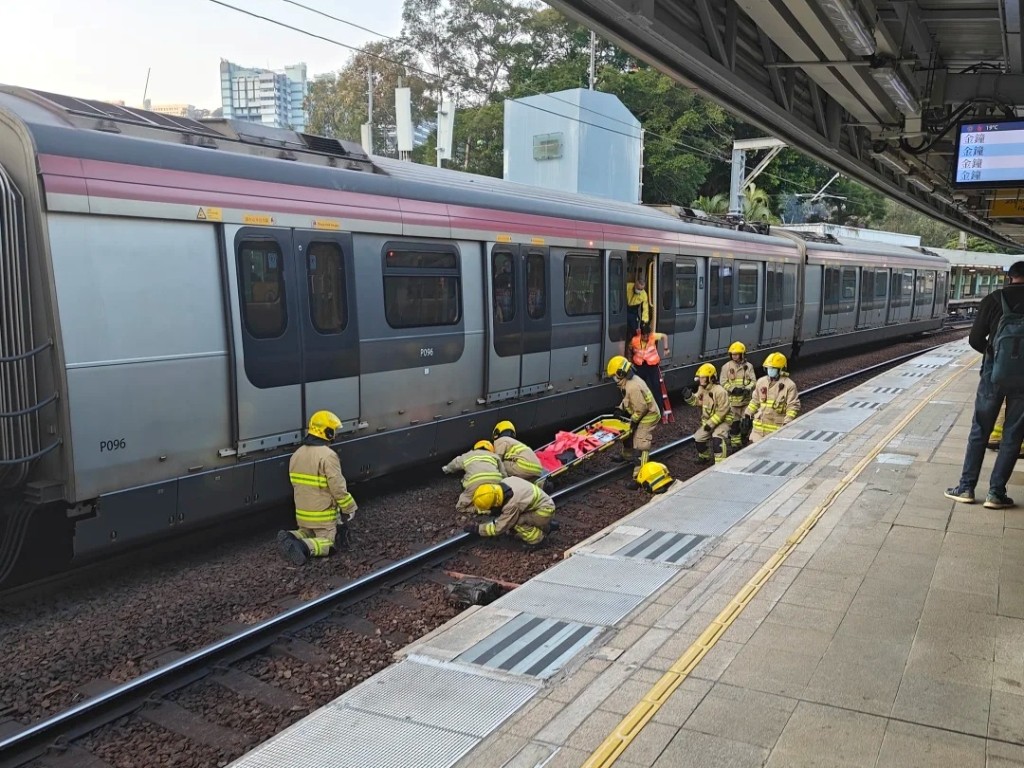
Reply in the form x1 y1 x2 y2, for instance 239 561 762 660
494 582 650 626
614 530 707 564
795 407 873 432
736 437 833 464
342 660 537 736
633 499 757 536
229 707 478 768
742 459 801 477
535 554 678 595
456 614 602 679
793 429 842 442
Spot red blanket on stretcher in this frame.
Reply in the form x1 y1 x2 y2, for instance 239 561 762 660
535 422 625 470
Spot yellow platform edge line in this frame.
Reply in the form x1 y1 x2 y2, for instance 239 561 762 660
581 351 974 768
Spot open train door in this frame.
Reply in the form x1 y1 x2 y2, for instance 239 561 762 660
485 243 552 401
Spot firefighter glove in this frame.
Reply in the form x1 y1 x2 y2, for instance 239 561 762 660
682 387 693 401
741 415 753 433
462 524 479 536
442 465 453 474
730 387 746 397
613 407 630 421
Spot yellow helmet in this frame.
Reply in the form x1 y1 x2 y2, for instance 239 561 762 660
492 420 516 439
637 462 673 494
696 363 717 380
473 439 494 452
472 483 504 512
606 355 632 379
764 352 788 370
728 341 746 355
307 410 341 441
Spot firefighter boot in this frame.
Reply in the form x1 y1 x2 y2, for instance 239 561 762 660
277 532 308 566
695 441 711 465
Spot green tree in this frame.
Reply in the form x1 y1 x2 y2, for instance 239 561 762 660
878 200 957 247
691 193 728 214
305 40 434 154
743 183 773 222
944 234 1002 253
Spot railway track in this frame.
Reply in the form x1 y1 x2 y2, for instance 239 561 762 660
0 342 954 768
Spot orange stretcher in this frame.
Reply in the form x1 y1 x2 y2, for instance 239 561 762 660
535 414 634 480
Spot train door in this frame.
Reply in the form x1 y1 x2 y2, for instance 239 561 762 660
229 226 304 451
734 259 760 346
672 257 700 364
706 256 733 354
933 271 949 318
606 252 629 358
229 227 361 453
761 262 782 345
656 256 675 362
294 230 360 432
820 266 839 335
486 244 552 400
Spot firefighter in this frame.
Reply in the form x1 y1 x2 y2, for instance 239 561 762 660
277 410 357 566
721 341 757 449
744 352 801 444
466 477 556 547
607 355 661 488
491 421 543 481
637 461 674 494
683 363 731 464
443 440 507 513
629 322 670 414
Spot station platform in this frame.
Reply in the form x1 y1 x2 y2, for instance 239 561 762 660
229 337 1024 768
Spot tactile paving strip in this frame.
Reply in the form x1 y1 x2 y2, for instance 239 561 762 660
847 400 882 409
742 459 801 477
456 613 602 679
793 429 842 442
613 530 707 564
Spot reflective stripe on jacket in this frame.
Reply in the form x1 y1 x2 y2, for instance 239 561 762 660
289 442 357 525
746 374 801 431
443 449 506 489
493 436 542 476
721 360 756 407
619 376 660 426
479 477 555 538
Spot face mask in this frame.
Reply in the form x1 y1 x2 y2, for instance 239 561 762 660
767 367 779 378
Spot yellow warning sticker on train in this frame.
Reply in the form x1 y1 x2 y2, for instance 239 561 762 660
243 213 275 226
312 218 341 230
196 207 222 222
531 237 545 245
496 233 513 243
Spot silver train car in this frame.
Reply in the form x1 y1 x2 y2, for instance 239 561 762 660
0 87 949 571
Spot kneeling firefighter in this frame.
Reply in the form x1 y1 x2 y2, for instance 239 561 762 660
491 421 543 481
607 355 661 488
683 363 731 464
442 440 506 514
466 477 557 546
278 410 358 566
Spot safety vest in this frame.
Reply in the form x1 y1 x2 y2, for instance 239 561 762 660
631 335 661 366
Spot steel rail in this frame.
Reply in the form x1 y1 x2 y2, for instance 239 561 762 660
0 342 951 767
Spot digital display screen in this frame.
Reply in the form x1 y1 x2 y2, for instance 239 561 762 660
954 118 1024 188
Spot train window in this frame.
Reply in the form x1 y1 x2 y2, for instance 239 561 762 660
565 253 601 315
722 264 733 307
783 265 796 309
307 242 347 334
709 263 720 308
675 260 697 309
860 270 874 310
902 270 914 296
875 270 888 297
492 251 516 323
737 263 758 306
383 244 461 328
609 257 624 314
238 240 287 339
660 262 674 311
842 268 856 300
527 251 546 319
765 265 776 306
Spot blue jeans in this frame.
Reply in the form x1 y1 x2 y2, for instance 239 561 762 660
958 357 1024 496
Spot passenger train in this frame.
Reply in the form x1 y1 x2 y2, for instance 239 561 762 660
0 86 949 576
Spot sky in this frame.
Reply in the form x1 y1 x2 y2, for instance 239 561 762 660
0 0 405 109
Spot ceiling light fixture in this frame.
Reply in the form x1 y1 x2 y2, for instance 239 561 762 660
869 65 920 115
869 149 910 174
907 175 933 193
815 0 876 55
